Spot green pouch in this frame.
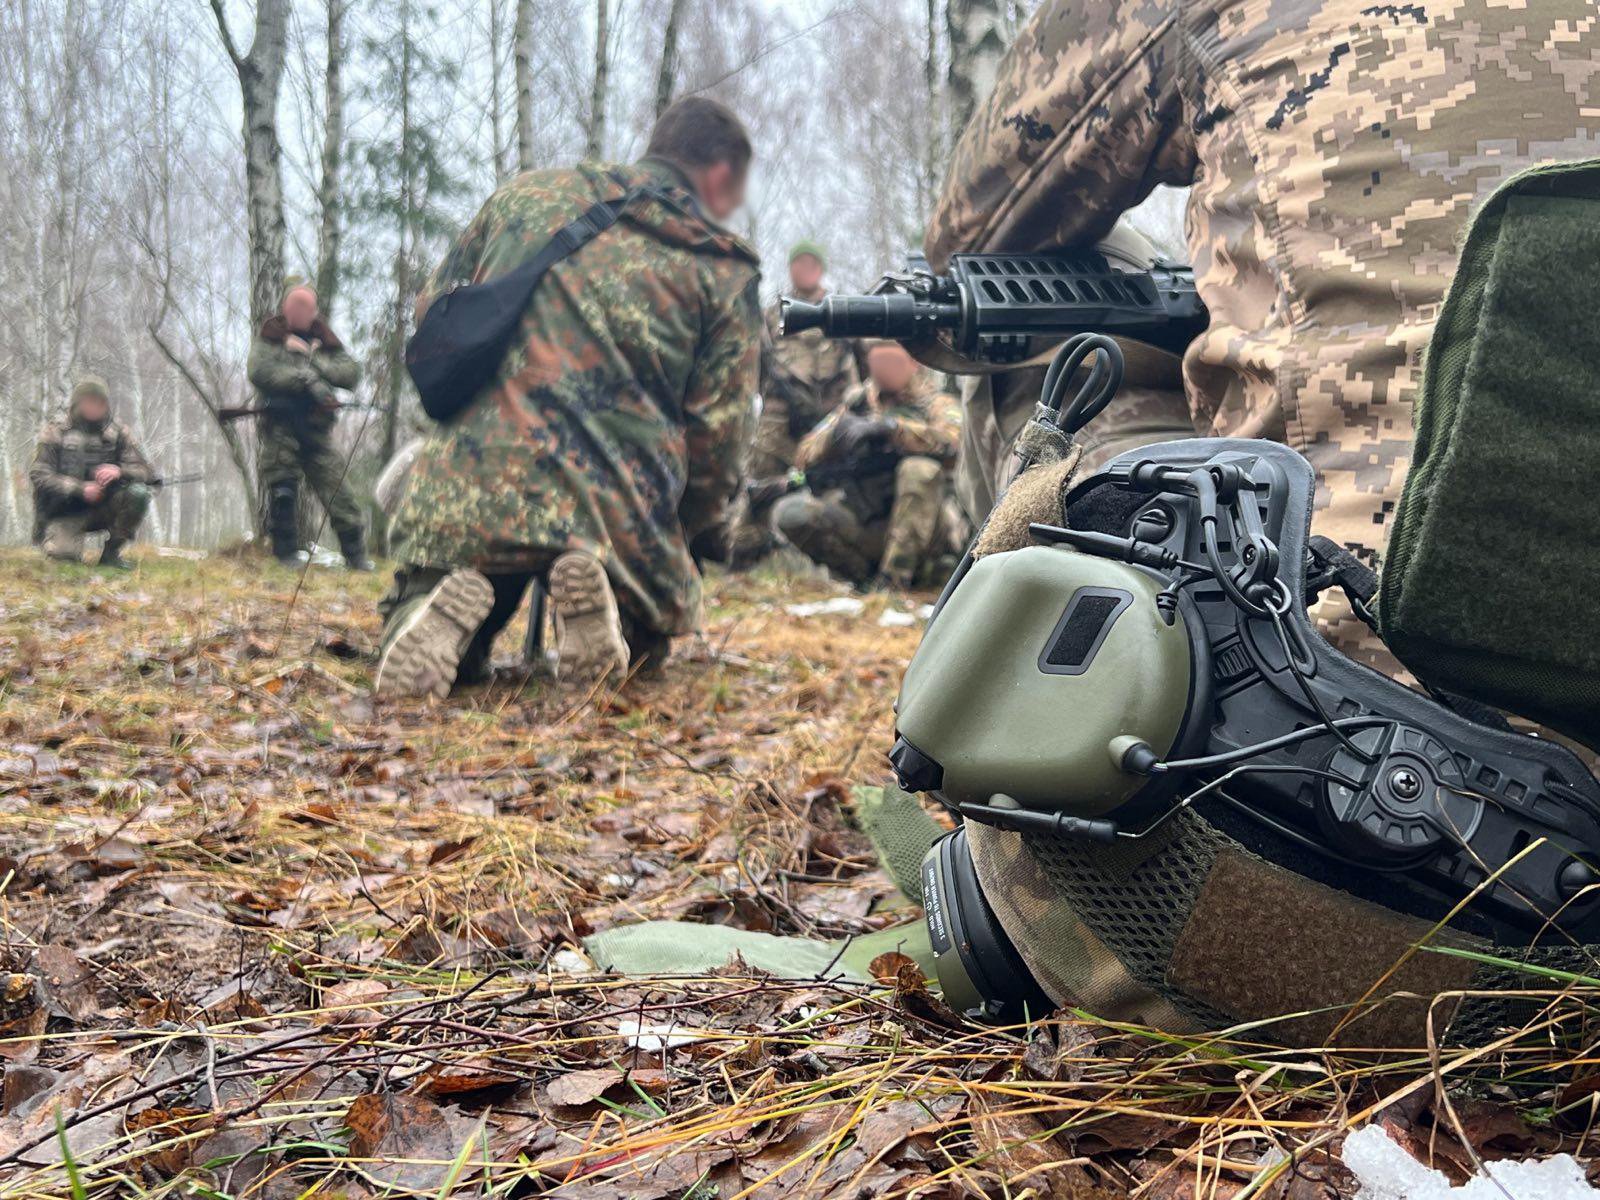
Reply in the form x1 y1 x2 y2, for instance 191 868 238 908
1378 159 1600 749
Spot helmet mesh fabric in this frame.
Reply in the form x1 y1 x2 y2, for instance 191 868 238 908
1029 808 1233 1028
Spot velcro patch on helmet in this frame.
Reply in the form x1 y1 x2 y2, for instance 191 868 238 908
972 453 1082 558
1167 849 1480 1049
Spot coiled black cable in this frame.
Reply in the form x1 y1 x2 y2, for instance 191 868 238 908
1040 333 1125 434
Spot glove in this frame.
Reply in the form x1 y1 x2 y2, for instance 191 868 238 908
831 415 896 459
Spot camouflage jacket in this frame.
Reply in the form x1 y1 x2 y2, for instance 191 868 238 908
926 0 1600 581
798 376 960 473
795 376 959 524
761 296 859 434
392 158 762 635
30 408 152 515
246 328 361 421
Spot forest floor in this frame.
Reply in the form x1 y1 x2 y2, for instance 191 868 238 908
0 547 1594 1199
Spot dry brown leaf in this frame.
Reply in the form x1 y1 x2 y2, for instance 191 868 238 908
345 1092 478 1193
419 1055 522 1097
968 1090 1084 1194
314 978 390 1025
546 1066 625 1108
868 950 919 983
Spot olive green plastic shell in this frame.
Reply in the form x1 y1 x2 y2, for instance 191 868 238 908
895 546 1192 815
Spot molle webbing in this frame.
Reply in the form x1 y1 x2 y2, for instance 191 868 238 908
1378 159 1600 750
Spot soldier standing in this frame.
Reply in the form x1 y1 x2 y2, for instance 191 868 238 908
925 0 1600 666
29 376 153 570
758 242 860 475
773 341 960 589
729 243 862 564
246 282 371 570
376 97 761 698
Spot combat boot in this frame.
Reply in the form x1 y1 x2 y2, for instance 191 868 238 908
98 539 132 571
268 482 308 566
339 530 375 573
549 551 630 685
375 569 495 699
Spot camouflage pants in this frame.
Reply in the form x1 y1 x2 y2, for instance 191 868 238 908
40 484 151 561
773 456 952 588
258 411 366 545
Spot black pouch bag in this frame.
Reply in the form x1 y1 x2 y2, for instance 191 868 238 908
1377 158 1600 749
405 179 663 422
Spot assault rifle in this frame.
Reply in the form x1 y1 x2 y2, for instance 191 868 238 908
746 446 904 506
148 472 205 488
780 251 1206 364
217 402 383 423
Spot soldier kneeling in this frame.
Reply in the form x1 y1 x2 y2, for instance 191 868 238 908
30 376 153 570
774 341 961 590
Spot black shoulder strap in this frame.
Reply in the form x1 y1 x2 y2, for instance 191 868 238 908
497 178 673 306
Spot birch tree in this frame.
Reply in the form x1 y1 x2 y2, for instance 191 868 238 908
207 0 291 330
315 0 346 316
586 0 609 159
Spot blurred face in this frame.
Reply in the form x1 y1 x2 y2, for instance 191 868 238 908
76 393 109 424
867 343 918 394
788 253 824 295
691 160 747 222
282 286 319 332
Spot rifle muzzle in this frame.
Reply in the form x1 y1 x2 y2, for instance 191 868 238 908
780 294 960 341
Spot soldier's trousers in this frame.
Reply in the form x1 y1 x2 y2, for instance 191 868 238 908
40 484 151 561
258 411 366 545
773 456 950 588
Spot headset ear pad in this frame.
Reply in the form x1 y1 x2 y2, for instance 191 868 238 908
921 828 1051 1021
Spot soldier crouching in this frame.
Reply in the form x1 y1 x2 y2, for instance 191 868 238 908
773 341 961 590
29 376 154 570
376 98 762 698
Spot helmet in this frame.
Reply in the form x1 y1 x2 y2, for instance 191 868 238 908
892 434 1600 1048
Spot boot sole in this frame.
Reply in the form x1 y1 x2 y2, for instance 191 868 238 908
375 570 494 700
549 552 630 685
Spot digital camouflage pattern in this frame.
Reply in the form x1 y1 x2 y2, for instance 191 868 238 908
247 332 368 548
928 0 1600 1029
391 159 761 636
30 384 154 555
927 0 1600 659
775 375 962 586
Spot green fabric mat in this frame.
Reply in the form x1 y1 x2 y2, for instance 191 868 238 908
582 920 934 984
853 784 943 904
1378 159 1600 748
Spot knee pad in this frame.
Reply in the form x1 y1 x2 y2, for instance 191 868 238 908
895 456 942 489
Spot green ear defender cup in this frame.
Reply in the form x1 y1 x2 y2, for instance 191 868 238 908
921 828 1050 1020
894 545 1198 814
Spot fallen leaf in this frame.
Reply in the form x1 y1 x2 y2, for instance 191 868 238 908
345 1092 478 1193
546 1067 624 1108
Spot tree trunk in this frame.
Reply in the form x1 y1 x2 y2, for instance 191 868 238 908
654 0 688 120
921 0 941 220
489 0 508 179
212 0 291 331
385 1 415 471
514 0 536 171
316 0 345 317
586 0 608 160
945 0 1006 144
209 0 291 536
